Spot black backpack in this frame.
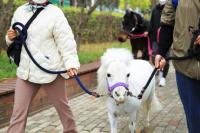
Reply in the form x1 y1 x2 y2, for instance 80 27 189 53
7 8 44 66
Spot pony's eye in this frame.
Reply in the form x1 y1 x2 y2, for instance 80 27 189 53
107 73 111 77
127 73 130 77
115 92 120 97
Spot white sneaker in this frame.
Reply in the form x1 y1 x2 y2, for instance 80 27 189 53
159 77 166 87
159 71 163 79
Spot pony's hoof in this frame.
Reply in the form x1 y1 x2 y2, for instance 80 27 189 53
134 128 142 133
141 127 151 133
134 127 150 133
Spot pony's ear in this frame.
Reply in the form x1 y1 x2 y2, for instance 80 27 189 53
135 13 144 25
125 9 130 14
130 11 134 15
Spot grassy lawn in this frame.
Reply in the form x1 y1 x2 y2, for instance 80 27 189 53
0 52 17 79
0 41 131 79
78 41 131 64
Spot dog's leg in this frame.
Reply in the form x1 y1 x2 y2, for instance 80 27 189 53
108 111 118 133
129 111 137 133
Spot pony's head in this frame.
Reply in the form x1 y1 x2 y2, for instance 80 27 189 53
117 31 129 42
117 10 144 42
106 61 130 104
97 48 133 105
122 10 144 34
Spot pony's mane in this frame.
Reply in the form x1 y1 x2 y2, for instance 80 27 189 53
100 48 134 67
97 48 133 97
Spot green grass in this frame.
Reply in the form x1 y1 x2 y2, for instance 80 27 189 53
0 51 17 79
0 41 131 79
78 41 131 64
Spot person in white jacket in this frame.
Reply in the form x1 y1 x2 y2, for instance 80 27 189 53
6 0 80 133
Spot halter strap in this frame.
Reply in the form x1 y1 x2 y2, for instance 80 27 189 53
132 14 138 31
128 33 152 56
108 82 129 93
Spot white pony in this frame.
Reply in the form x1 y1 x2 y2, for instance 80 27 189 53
97 48 162 133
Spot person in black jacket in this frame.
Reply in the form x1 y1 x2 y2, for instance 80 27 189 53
145 0 169 87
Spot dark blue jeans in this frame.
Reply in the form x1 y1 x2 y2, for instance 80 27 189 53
176 71 200 133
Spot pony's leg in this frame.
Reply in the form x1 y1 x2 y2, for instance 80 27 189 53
143 101 151 127
108 111 118 133
142 48 149 61
129 111 137 133
130 39 138 59
143 83 162 127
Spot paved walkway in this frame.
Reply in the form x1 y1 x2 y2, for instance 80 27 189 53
0 66 187 133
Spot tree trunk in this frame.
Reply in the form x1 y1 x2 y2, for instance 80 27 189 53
75 7 85 51
0 0 14 50
75 0 100 51
70 0 73 6
125 0 128 10
115 0 119 8
150 0 157 7
70 0 78 6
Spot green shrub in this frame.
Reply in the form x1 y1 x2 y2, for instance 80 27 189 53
119 0 151 10
62 8 123 44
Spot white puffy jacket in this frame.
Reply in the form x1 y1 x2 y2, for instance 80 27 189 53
6 3 80 83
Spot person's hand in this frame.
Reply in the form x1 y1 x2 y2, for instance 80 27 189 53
194 35 200 45
143 31 148 37
67 68 78 77
155 54 166 70
7 29 17 40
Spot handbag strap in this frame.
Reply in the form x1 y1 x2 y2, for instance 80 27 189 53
25 7 45 29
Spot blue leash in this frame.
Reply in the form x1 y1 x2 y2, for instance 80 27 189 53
12 22 100 98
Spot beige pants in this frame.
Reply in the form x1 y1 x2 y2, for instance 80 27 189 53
7 76 77 133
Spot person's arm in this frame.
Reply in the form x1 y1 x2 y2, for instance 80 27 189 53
158 0 176 56
53 8 80 76
158 25 174 57
155 0 176 69
148 7 155 35
5 10 18 46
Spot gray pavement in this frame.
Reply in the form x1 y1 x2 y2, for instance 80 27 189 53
0 66 188 133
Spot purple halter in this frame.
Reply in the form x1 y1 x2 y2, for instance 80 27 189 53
107 81 129 93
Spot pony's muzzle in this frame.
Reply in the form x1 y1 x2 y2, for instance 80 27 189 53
117 31 128 42
115 99 125 105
